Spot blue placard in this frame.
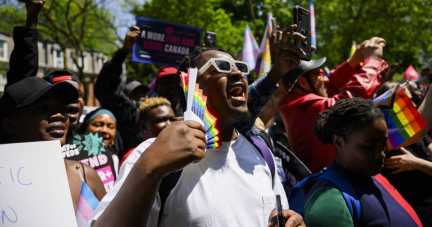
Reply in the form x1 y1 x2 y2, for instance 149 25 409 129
132 17 203 67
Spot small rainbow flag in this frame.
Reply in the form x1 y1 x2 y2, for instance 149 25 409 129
181 69 222 149
75 166 99 226
374 84 427 149
180 71 189 99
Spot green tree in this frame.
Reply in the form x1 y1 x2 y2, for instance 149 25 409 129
0 0 118 81
128 0 432 82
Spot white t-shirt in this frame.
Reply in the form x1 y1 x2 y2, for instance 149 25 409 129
91 133 288 227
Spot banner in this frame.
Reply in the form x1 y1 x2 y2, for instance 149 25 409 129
0 141 77 227
132 17 203 67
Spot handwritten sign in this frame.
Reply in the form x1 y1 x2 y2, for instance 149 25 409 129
0 141 77 227
132 17 203 67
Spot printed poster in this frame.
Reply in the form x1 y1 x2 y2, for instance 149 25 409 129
132 17 203 67
62 132 118 192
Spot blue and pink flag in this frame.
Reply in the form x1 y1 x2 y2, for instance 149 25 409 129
241 25 260 72
254 13 273 77
310 0 316 48
75 167 100 226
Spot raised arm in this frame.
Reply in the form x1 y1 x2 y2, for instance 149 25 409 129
6 0 45 88
94 26 140 107
236 24 316 134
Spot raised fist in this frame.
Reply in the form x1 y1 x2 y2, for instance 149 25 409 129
122 26 141 53
363 37 386 59
138 120 206 178
20 0 45 28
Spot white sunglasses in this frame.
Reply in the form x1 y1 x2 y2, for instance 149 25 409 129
197 58 250 76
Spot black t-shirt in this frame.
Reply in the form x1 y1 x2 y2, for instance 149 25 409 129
381 140 432 227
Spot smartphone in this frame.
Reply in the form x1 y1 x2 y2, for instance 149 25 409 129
205 32 216 48
293 6 312 61
271 17 278 44
276 195 285 227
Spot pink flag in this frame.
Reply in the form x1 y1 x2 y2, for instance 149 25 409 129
404 65 419 81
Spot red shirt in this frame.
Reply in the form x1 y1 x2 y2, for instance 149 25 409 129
278 58 388 173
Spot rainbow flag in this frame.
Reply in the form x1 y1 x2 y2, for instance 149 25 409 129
180 71 189 99
75 167 99 226
181 69 222 149
374 84 427 149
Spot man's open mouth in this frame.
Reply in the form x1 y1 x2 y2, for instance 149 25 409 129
227 83 246 103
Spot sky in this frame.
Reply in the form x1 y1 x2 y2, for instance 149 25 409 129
104 0 147 44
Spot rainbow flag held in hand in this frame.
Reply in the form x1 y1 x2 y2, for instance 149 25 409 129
180 68 222 149
374 84 427 149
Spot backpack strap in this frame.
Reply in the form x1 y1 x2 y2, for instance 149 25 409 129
244 134 275 182
157 170 182 226
318 170 361 227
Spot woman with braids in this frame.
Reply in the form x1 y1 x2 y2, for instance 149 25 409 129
296 98 422 227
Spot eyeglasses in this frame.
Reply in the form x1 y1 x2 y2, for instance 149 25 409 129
197 58 250 77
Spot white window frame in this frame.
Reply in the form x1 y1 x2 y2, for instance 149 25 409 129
1 73 7 92
0 39 8 62
53 49 64 68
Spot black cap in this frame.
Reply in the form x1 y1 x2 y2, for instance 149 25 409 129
43 70 81 85
282 57 326 92
124 81 149 96
0 77 79 111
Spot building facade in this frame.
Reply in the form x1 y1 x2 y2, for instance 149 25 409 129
0 31 124 106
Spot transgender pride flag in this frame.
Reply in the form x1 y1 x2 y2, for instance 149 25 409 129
310 0 316 48
75 167 100 227
241 25 260 72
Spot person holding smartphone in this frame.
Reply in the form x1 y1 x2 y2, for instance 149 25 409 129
278 37 388 174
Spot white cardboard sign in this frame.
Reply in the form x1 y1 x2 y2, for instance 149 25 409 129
0 141 77 227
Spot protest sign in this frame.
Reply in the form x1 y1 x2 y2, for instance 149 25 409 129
63 132 118 192
132 17 203 67
0 141 77 227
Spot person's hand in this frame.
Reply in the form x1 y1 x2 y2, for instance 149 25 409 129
121 26 141 53
138 120 206 178
268 209 305 227
384 147 421 174
267 24 317 85
363 37 386 59
347 39 367 68
19 0 45 28
389 63 399 74
270 25 283 65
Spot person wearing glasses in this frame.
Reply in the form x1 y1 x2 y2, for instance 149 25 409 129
278 37 388 174
90 25 311 227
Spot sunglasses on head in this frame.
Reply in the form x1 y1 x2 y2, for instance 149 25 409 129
197 58 250 77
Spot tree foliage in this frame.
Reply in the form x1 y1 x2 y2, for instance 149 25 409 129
0 0 118 81
127 0 431 83
2 0 431 84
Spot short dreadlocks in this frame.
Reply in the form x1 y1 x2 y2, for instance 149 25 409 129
314 98 385 145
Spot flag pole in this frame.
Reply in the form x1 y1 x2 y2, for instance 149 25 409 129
76 166 85 182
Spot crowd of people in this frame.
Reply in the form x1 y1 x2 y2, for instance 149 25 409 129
2 1 432 227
